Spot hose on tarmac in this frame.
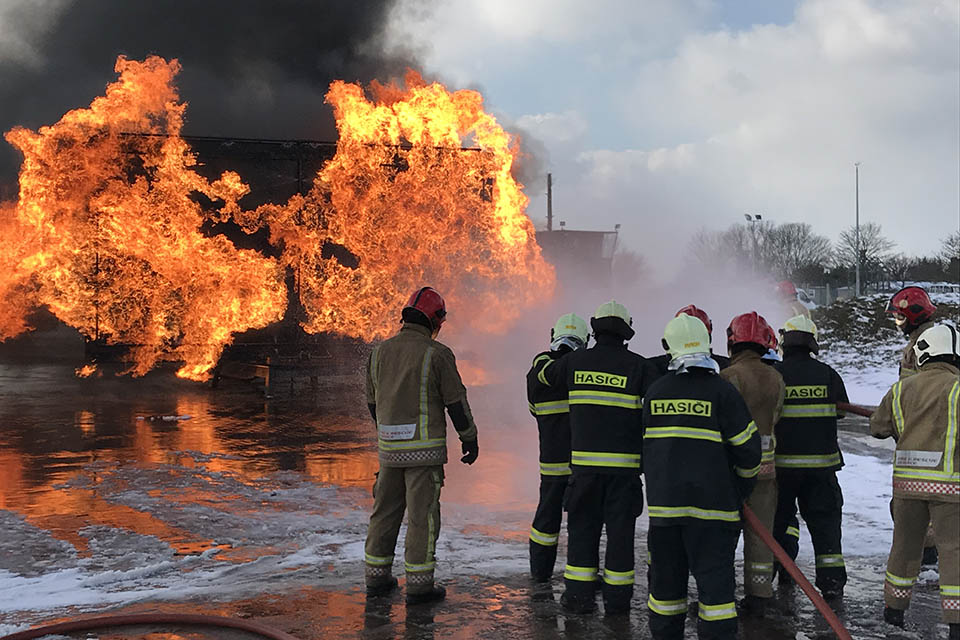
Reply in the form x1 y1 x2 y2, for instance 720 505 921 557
0 613 302 640
837 401 876 418
742 504 853 640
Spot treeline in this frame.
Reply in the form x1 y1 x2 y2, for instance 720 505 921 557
691 222 960 291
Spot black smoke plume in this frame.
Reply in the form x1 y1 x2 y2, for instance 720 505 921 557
0 0 419 195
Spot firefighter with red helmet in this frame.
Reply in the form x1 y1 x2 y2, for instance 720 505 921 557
526 313 589 581
651 305 729 377
887 286 937 379
870 324 959 637
771 315 850 600
719 312 786 611
541 300 657 615
776 281 811 320
363 287 479 605
643 313 761 640
886 285 939 566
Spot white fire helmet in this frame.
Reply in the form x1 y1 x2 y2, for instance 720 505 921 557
663 313 710 358
551 312 589 351
913 324 960 367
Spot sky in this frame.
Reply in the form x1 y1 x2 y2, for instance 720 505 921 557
385 0 960 275
0 0 957 279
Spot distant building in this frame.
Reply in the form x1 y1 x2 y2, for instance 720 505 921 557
535 228 619 287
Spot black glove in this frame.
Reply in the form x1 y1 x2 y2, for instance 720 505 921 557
460 439 478 465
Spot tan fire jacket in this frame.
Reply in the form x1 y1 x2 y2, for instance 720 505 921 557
871 361 959 502
366 323 478 467
899 321 935 379
720 350 785 479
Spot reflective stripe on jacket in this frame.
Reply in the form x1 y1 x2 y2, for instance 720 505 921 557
527 350 572 477
871 361 960 501
366 324 476 467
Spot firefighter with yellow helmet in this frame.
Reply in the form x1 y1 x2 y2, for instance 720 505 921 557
643 313 761 640
541 300 657 614
526 313 589 581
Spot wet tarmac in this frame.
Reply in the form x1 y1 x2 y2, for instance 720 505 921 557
0 364 952 639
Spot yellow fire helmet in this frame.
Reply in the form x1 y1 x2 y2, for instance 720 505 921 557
552 313 589 344
781 314 818 337
592 300 634 340
662 313 710 358
594 300 631 325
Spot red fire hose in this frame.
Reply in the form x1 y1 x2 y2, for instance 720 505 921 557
742 505 852 640
0 613 302 640
837 401 875 418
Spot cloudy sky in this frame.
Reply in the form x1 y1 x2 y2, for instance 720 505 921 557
386 0 959 274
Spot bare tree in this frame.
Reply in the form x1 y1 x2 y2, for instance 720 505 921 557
885 254 912 288
836 222 895 290
764 223 833 280
941 230 960 267
612 248 649 288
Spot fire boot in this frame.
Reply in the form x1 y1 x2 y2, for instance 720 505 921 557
739 595 772 616
406 585 446 606
560 591 596 614
921 546 938 567
949 623 959 640
366 576 398 598
883 606 904 628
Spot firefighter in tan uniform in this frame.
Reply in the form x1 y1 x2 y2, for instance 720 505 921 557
776 281 811 321
886 286 939 565
364 287 479 605
719 312 785 611
870 324 959 638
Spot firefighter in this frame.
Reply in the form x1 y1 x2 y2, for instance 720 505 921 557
650 305 729 377
526 312 589 582
643 313 761 640
776 281 811 320
870 324 959 637
887 285 937 379
886 286 939 566
541 300 655 614
363 287 480 605
718 312 785 611
771 315 849 599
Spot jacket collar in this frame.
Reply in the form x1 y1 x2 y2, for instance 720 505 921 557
920 361 960 376
401 323 433 338
668 353 720 374
729 349 762 366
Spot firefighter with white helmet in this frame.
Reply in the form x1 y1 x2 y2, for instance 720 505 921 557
540 300 657 614
525 313 589 581
771 315 850 599
363 287 479 605
643 313 761 640
720 312 786 611
871 324 960 637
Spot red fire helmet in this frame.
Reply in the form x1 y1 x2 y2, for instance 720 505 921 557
404 286 447 330
675 304 713 337
776 280 798 299
886 286 936 326
727 311 776 349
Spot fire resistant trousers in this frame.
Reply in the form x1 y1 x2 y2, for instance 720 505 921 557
742 478 777 597
529 477 567 580
884 498 959 624
563 472 644 611
772 469 846 594
364 465 444 595
647 525 739 640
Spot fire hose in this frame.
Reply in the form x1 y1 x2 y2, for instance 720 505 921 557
0 613 302 640
742 505 852 640
837 401 876 418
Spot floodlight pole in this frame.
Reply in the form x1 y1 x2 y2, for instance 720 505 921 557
855 162 861 297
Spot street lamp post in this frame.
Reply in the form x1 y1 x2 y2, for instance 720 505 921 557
744 213 763 274
855 162 861 297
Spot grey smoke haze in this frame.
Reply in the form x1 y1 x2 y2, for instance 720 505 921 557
0 0 421 186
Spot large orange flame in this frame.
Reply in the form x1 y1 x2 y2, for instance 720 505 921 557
1 57 287 380
1 59 554 378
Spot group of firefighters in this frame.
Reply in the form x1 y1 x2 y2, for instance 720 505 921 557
361 284 958 640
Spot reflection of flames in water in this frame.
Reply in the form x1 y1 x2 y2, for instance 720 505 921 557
0 58 553 381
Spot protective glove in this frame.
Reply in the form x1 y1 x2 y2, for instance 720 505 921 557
460 438 479 465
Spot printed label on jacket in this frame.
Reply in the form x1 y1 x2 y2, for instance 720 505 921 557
761 435 774 450
648 399 713 417
785 385 828 400
895 450 943 468
574 370 627 389
378 423 418 441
